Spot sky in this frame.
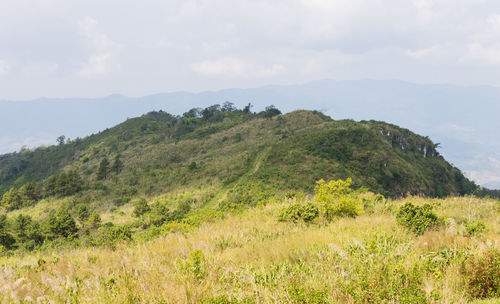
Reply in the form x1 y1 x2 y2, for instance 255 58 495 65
1 0 500 100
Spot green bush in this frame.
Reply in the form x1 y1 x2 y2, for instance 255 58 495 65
133 198 150 217
91 224 132 247
462 249 500 299
314 178 362 220
323 196 362 220
396 202 439 235
278 202 319 223
465 220 486 236
186 249 207 280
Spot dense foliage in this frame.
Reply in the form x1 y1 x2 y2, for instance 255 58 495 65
396 202 440 235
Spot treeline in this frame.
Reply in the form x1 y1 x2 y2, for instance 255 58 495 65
0 205 131 252
0 170 83 211
0 196 199 253
181 102 281 121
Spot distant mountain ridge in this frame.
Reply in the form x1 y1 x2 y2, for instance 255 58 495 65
1 79 499 188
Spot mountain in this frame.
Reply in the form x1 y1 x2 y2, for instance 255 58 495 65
0 79 499 189
0 109 475 204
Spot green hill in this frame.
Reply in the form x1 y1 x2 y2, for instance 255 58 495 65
0 106 475 204
2 106 500 304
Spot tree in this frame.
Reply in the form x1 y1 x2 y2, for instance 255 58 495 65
183 108 202 118
133 198 150 217
86 212 102 230
149 201 170 227
77 205 90 222
55 170 83 196
45 207 78 239
201 104 221 120
0 215 15 249
14 214 32 242
243 103 253 114
13 214 42 248
44 175 57 197
262 105 282 118
18 182 41 205
0 187 22 211
222 101 236 112
97 158 110 180
111 155 124 174
57 135 66 145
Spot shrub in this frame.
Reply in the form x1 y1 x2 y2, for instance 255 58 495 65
314 178 362 220
462 249 500 299
465 220 486 236
91 224 132 247
133 198 150 217
148 201 170 227
114 196 131 206
301 203 320 222
278 202 319 223
161 221 191 234
278 203 303 222
396 203 439 235
186 249 207 280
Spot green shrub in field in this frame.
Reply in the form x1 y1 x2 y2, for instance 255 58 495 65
314 178 362 220
462 248 500 299
90 224 132 247
278 202 319 223
396 202 439 235
185 249 207 280
465 220 486 236
133 198 150 217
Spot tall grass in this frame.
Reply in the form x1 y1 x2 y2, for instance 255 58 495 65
0 195 498 303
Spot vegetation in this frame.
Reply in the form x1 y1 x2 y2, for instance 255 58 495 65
396 202 440 235
0 193 497 303
0 105 498 302
0 106 479 202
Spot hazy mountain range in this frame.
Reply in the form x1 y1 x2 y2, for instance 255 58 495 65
1 79 499 189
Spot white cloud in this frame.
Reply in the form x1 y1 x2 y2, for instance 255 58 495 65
465 43 500 65
0 0 500 97
80 54 112 78
0 60 10 76
190 57 285 77
467 170 500 187
78 16 122 77
405 45 442 58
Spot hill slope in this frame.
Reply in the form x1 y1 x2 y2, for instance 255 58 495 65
0 108 475 202
1 194 499 303
1 80 499 189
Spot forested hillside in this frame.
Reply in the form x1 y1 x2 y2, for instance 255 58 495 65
0 104 475 201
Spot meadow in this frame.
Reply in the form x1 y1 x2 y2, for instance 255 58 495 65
0 192 498 303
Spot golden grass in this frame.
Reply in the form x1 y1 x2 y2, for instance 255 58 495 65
0 196 498 303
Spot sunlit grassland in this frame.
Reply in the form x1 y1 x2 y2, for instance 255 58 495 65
0 195 498 303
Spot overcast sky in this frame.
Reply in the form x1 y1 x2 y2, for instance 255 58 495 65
1 0 500 100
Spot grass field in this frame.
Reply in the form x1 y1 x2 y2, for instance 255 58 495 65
0 194 498 303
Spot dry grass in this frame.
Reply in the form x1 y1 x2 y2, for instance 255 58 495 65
0 196 498 303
